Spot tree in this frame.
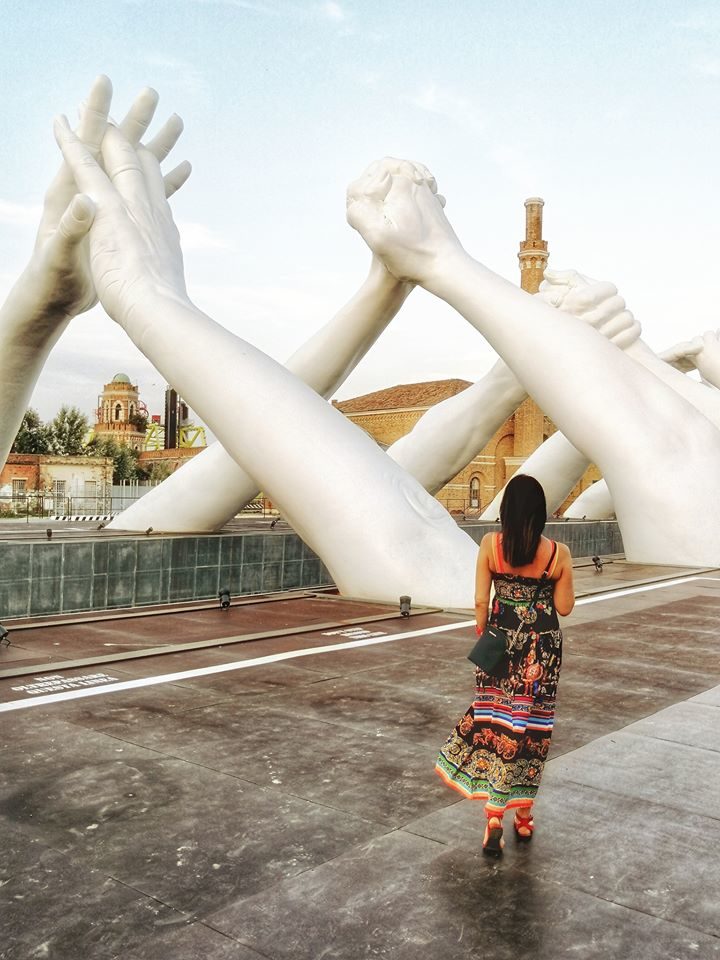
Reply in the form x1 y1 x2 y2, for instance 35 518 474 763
48 405 90 456
11 409 53 454
86 436 142 483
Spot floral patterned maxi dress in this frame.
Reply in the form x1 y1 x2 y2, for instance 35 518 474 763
435 536 562 815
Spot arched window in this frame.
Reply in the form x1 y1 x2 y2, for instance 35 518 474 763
114 403 122 421
469 476 480 509
129 403 135 418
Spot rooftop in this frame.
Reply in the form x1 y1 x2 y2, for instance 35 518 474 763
333 378 472 414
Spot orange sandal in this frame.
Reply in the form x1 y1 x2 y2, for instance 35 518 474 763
483 814 504 857
513 809 534 842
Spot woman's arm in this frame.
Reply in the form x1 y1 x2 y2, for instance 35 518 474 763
474 534 493 631
552 543 575 616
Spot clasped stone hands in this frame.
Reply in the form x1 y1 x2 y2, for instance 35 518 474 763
346 157 463 285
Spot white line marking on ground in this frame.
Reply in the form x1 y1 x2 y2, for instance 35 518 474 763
0 621 465 713
3 574 719 713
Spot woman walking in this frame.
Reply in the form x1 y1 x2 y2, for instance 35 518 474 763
435 474 575 855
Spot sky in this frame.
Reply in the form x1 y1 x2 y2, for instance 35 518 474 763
1 0 719 432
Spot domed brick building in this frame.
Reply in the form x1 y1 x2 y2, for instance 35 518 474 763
94 373 147 451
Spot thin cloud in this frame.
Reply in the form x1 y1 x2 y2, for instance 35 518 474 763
144 54 205 94
673 13 720 32
322 1 346 20
0 199 42 228
190 0 285 13
489 143 535 189
177 220 238 253
694 58 720 77
405 84 484 132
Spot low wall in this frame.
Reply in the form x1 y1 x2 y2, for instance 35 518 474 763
460 519 624 558
0 521 623 619
0 531 333 619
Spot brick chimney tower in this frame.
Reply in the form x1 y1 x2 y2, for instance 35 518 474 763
518 197 548 294
512 197 550 461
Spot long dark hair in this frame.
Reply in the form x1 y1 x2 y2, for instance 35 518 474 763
499 474 547 567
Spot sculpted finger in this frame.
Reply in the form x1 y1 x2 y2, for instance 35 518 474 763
137 145 168 204
346 195 381 234
119 87 159 146
542 268 588 287
538 270 577 305
76 75 113 156
101 124 148 202
348 157 406 201
163 160 192 199
564 280 618 314
53 115 117 201
599 309 641 344
658 339 701 366
394 159 426 183
56 194 96 244
578 293 627 330
144 114 184 162
612 316 643 350
412 162 438 193
347 166 392 204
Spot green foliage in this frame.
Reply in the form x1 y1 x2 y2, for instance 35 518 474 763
128 410 148 433
48 405 90 456
86 436 143 483
11 408 53 454
140 460 173 483
11 407 146 484
113 445 142 483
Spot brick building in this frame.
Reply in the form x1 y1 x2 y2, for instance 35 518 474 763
94 373 146 450
0 454 113 514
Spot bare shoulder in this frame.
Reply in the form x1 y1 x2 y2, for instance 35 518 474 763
555 541 572 569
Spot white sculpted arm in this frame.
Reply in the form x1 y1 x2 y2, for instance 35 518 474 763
0 76 190 470
109 253 414 532
55 123 478 606
480 431 589 520
387 359 527 495
480 270 643 519
563 479 614 519
543 272 720 429
347 157 720 566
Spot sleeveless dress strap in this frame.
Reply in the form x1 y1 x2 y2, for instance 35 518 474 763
493 532 504 573
543 540 559 578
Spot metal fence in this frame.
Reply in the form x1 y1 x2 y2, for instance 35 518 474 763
0 492 277 521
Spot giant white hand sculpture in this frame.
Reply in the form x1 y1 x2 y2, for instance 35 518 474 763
347 157 720 567
111 155 526 533
0 76 190 471
480 270 642 520
485 270 720 522
55 126 478 606
109 254 413 532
